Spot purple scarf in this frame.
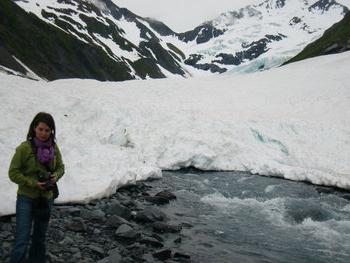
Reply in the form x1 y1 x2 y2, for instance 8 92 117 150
33 137 54 164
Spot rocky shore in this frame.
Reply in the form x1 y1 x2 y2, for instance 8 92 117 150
0 181 192 263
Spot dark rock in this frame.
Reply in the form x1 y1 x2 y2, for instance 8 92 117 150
152 249 172 261
57 206 81 216
151 233 164 242
0 230 11 238
65 218 87 232
108 201 132 220
174 237 182 244
107 215 130 228
0 215 13 223
341 194 350 201
125 243 148 257
185 62 227 73
80 208 105 223
140 236 164 248
97 248 122 263
174 252 191 259
181 222 194 228
70 247 81 254
184 54 203 65
144 196 169 205
142 253 154 262
152 222 182 233
155 190 177 200
88 244 105 257
58 236 74 246
49 227 65 242
97 252 122 263
1 222 12 231
290 16 302 25
115 224 140 243
178 23 225 44
134 207 168 223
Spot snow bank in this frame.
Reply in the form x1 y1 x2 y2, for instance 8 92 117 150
0 51 349 216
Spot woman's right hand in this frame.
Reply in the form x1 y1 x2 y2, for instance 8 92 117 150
37 181 47 190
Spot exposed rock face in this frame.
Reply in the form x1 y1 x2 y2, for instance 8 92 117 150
178 23 226 44
0 0 187 80
308 0 348 14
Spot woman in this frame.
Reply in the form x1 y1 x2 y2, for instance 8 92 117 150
9 112 65 263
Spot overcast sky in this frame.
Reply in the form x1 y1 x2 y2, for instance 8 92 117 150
114 0 350 32
114 0 260 32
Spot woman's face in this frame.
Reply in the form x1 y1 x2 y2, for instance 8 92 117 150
34 122 51 141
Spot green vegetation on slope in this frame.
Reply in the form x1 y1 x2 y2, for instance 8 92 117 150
0 0 132 81
284 12 350 65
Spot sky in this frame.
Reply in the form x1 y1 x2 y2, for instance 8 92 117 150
114 0 261 32
114 0 350 32
1 51 350 216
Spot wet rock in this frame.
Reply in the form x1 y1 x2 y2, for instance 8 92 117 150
80 209 105 223
152 249 172 261
70 247 81 254
58 236 74 246
140 236 164 248
93 228 101 235
49 227 65 242
144 195 169 205
115 224 140 243
0 230 11 239
107 215 130 228
88 244 105 257
152 222 182 233
155 190 177 200
108 201 132 220
142 253 154 262
0 215 13 223
151 233 164 242
134 207 167 223
181 222 194 228
125 243 148 257
58 206 81 216
174 237 182 244
73 251 82 260
97 248 122 263
1 223 12 231
65 218 87 232
174 252 191 259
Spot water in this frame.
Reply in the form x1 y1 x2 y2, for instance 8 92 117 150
148 170 350 263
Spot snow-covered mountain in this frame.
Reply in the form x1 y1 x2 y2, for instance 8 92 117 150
159 0 348 74
1 0 348 80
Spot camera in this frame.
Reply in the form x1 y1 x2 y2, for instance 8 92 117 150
37 171 54 191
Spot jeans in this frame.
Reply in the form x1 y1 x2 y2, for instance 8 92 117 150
10 195 53 263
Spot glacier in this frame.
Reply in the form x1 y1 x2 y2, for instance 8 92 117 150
0 51 349 216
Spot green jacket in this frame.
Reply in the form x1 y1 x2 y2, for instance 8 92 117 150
9 140 65 199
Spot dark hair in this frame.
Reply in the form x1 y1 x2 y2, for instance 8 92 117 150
27 112 56 141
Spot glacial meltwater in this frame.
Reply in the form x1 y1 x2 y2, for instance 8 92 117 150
147 170 350 263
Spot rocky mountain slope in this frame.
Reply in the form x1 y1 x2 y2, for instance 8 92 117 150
284 11 350 64
0 0 188 81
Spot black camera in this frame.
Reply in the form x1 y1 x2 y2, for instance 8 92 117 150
37 171 54 191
